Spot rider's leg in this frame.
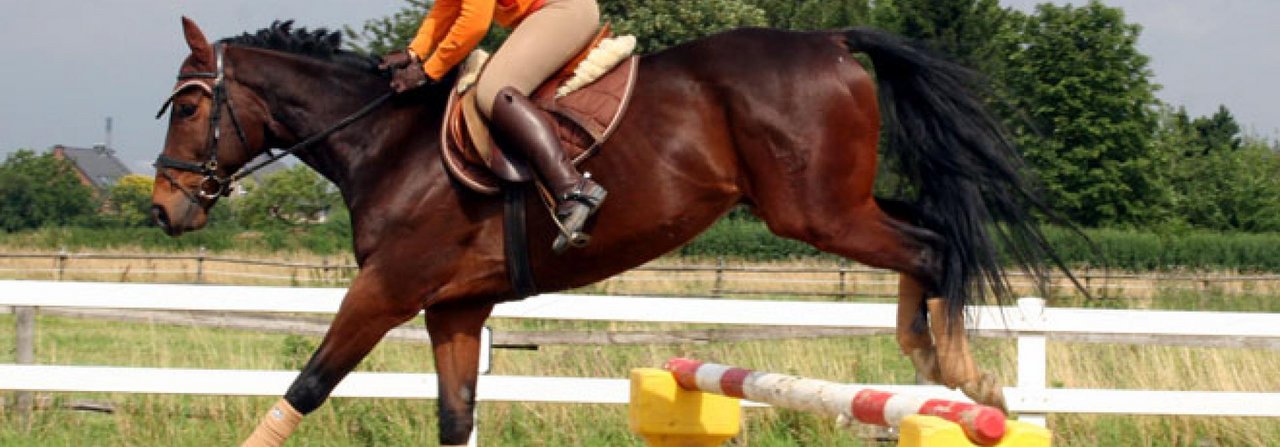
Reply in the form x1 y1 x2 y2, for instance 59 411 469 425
476 0 605 249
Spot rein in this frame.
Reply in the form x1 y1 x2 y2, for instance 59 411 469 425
155 43 391 201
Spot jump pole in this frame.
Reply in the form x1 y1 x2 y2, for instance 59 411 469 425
628 358 1051 447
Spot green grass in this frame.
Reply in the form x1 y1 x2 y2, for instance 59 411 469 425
1 310 1278 446
13 222 1280 271
0 240 1278 445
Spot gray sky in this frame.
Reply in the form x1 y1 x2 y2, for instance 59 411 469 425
1 0 1277 174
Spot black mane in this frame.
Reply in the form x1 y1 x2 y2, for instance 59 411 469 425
221 20 380 73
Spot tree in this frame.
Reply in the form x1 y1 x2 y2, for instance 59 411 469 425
105 174 156 227
344 0 432 56
0 149 96 232
601 0 767 53
231 165 343 228
999 1 1164 227
346 0 770 56
345 0 514 55
1169 142 1280 232
1190 105 1243 155
1157 106 1280 232
744 0 871 30
872 0 1013 74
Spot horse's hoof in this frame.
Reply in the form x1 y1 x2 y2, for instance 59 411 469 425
960 372 1007 412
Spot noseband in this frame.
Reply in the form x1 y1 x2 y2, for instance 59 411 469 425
154 44 392 203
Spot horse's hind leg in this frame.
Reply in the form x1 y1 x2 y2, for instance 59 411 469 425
896 274 938 383
925 287 1005 409
744 154 1005 409
899 273 1005 409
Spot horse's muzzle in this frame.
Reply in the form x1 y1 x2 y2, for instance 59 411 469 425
152 205 183 237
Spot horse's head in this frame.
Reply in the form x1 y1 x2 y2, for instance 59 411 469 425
151 18 276 235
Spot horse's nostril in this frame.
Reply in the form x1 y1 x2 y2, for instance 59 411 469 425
152 205 170 229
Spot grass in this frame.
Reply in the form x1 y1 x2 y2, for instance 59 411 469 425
1 248 1279 445
0 309 1277 446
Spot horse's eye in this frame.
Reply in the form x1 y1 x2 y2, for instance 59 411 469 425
175 103 198 118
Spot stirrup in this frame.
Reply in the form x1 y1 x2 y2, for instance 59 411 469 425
552 174 607 253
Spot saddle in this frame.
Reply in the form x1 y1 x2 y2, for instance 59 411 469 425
441 26 640 195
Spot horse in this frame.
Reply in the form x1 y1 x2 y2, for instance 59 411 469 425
151 17 1075 445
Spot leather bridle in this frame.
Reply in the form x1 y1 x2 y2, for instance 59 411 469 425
154 43 392 203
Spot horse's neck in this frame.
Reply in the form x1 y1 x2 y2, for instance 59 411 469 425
230 48 430 195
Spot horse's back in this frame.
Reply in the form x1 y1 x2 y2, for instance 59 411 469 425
641 28 866 85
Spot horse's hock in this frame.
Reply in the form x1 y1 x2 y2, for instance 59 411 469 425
628 358 1052 447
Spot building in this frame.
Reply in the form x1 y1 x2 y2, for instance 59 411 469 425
51 144 132 192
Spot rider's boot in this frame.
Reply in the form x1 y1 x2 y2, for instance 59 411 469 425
490 86 607 252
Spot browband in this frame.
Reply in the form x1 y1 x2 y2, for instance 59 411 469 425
155 80 215 119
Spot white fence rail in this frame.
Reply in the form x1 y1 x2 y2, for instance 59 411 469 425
2 280 1280 426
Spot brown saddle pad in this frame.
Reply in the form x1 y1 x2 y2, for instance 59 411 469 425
441 56 639 195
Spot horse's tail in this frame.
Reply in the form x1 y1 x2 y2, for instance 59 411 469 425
840 27 1080 317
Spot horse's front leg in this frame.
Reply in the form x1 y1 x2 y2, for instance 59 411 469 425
424 302 494 446
241 270 421 447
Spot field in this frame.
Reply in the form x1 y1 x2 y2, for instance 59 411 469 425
1 250 1279 445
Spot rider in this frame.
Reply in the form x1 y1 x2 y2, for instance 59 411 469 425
379 0 607 246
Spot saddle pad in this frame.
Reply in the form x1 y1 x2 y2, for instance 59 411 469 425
442 56 639 195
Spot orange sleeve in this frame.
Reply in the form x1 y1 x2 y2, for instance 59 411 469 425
417 0 495 81
407 0 460 61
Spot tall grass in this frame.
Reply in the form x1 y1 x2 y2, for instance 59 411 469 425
1 310 1277 446
0 223 352 255
11 221 1280 271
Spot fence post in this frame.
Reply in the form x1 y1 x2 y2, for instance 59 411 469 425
55 248 68 281
1016 297 1048 428
15 306 36 429
837 259 848 300
322 257 330 285
1083 266 1092 296
196 247 206 284
712 257 725 297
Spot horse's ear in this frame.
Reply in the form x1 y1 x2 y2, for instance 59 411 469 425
181 16 214 69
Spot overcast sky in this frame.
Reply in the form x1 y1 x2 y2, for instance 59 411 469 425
1 0 1276 174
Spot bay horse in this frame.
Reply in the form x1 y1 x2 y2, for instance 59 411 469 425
152 17 1072 445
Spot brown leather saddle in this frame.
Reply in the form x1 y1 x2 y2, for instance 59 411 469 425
441 27 640 195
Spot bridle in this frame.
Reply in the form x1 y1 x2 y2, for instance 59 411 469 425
154 43 392 203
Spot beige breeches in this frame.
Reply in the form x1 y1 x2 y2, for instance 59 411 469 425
474 0 600 116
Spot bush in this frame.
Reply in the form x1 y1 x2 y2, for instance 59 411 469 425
0 150 96 232
10 210 1280 271
680 217 1280 272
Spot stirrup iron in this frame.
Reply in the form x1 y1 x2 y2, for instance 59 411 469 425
551 173 606 253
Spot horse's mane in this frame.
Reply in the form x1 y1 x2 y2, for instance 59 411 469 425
221 20 381 73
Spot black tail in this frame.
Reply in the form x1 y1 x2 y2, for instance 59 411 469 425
842 27 1082 319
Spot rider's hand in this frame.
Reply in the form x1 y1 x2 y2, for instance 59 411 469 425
390 64 433 93
378 49 415 70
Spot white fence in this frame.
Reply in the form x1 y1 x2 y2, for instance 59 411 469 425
2 280 1280 428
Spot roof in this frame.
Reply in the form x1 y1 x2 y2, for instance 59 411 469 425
52 145 132 189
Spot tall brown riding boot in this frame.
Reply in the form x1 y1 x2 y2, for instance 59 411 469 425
489 86 607 252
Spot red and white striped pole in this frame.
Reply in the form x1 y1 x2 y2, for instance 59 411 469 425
664 358 1007 445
